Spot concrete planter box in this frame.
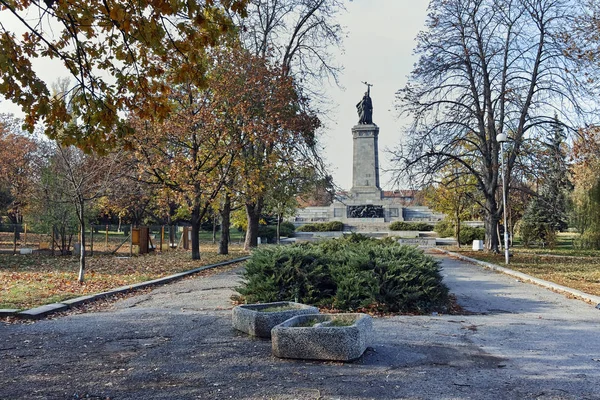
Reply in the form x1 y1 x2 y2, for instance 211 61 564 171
271 313 373 361
232 302 319 338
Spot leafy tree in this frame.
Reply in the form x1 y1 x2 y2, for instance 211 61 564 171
424 163 481 247
0 113 37 226
0 0 248 149
392 0 590 252
570 125 600 247
231 0 341 248
520 117 571 246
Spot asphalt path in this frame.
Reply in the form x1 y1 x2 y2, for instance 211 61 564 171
1 252 599 399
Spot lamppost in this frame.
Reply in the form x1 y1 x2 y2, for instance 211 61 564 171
496 132 510 265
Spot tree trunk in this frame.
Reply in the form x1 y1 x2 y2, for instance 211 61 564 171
244 199 262 250
484 196 500 252
77 205 86 283
191 206 201 260
219 193 231 255
455 212 461 249
212 215 217 244
276 212 281 245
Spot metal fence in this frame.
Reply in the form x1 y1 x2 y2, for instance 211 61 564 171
0 224 188 255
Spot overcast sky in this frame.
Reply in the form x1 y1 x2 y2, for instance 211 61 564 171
323 0 429 191
1 0 430 191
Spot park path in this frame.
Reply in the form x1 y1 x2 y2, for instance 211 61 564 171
1 252 599 399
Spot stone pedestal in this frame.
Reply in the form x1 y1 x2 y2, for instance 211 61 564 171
351 124 382 200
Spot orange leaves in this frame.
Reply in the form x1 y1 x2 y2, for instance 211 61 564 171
1 0 248 152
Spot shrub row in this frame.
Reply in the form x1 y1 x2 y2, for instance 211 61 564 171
236 234 450 314
435 220 485 245
257 222 296 242
296 221 344 232
389 221 434 231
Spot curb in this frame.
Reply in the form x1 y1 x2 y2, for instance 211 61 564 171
14 256 250 320
434 248 600 308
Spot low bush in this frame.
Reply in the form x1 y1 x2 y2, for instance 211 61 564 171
257 225 277 242
296 221 344 232
434 219 454 237
236 234 450 314
279 221 296 238
458 226 485 245
389 221 434 231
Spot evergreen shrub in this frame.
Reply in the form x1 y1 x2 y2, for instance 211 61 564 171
237 234 450 314
279 221 296 237
296 221 344 232
257 225 277 242
434 219 454 237
389 221 434 231
458 226 485 245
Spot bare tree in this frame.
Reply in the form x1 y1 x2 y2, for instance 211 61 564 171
51 144 122 282
392 0 591 251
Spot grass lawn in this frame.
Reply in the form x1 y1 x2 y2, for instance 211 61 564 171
449 233 600 297
0 243 248 310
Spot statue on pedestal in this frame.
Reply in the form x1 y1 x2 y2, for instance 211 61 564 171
356 82 373 124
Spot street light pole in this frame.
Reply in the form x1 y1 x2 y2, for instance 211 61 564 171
496 133 510 265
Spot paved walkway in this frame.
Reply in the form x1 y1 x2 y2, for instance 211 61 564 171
1 253 599 399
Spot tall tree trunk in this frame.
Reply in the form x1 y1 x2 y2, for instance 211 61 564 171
484 197 500 252
212 215 217 244
455 212 461 249
219 193 231 255
77 202 86 283
276 212 281 245
191 206 201 260
244 198 263 250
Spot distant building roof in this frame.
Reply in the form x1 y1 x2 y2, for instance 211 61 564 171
382 190 417 199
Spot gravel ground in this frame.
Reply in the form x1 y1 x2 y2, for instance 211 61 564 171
1 252 599 400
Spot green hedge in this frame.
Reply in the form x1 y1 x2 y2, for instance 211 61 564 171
389 221 434 231
434 220 454 237
458 226 485 245
236 234 450 314
296 221 344 232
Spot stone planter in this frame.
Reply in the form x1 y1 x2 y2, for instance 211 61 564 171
271 313 373 361
232 302 319 338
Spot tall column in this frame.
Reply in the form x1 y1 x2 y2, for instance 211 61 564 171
350 123 382 200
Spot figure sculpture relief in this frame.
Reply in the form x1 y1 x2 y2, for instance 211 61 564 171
356 82 373 124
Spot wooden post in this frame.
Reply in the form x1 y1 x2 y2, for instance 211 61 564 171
105 225 109 253
160 225 164 252
23 223 27 247
129 224 133 257
90 225 94 256
51 227 55 256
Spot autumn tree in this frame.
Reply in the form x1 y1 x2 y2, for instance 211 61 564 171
0 113 37 227
0 0 248 149
424 164 481 247
393 0 590 251
228 0 341 248
570 125 600 248
519 117 571 246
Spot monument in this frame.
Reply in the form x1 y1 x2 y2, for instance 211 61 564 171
350 82 383 205
292 84 443 231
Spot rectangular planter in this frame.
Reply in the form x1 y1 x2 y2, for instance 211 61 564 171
232 301 319 338
271 313 373 361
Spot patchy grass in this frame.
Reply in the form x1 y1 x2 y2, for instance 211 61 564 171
450 248 600 297
0 243 248 310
